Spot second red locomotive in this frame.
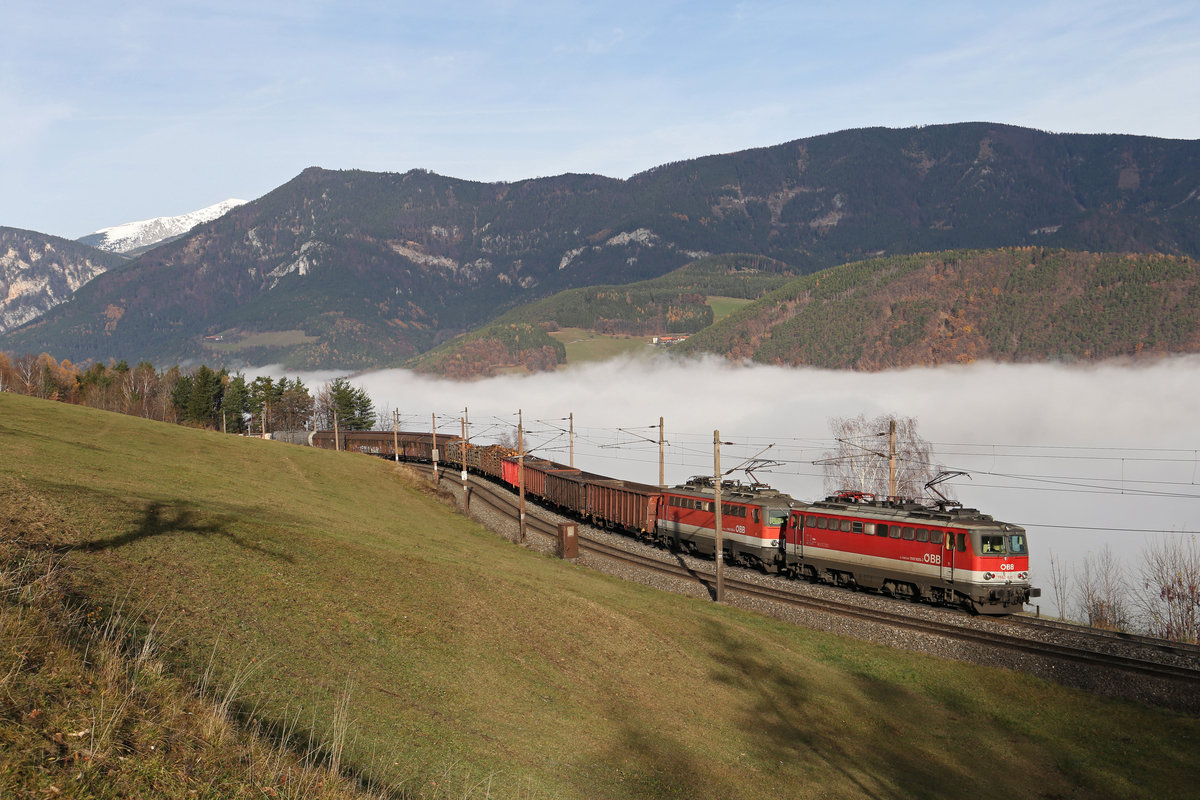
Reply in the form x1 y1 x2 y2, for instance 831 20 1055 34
308 429 1038 614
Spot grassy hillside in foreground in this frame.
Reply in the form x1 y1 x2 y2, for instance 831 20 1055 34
2 392 1199 799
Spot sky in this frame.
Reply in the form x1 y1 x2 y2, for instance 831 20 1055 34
4 1 1200 239
251 354 1200 618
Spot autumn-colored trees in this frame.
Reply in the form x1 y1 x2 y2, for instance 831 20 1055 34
0 350 329 436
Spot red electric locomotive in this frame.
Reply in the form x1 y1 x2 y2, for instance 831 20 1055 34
658 477 794 572
779 491 1038 614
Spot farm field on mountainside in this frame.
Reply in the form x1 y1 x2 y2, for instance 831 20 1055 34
2 392 1198 799
706 295 754 322
547 327 655 364
545 296 749 365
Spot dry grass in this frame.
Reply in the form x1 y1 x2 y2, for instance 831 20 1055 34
0 542 393 800
3 391 1200 799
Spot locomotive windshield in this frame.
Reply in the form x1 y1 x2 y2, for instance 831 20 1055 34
1008 532 1028 554
980 535 1006 555
767 509 789 527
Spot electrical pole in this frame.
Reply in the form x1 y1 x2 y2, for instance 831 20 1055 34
888 417 897 499
659 416 666 488
393 409 399 462
461 407 469 511
518 409 526 543
431 412 439 485
569 412 574 468
714 430 724 603
334 409 340 451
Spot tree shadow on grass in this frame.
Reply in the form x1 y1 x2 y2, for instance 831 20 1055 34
700 621 897 799
700 620 1062 799
61 499 294 563
572 695 725 800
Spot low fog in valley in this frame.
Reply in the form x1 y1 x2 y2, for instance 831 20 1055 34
255 354 1200 618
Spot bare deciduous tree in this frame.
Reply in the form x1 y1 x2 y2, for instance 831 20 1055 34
1046 550 1072 620
1075 544 1131 631
821 414 949 500
13 353 40 396
1137 535 1200 643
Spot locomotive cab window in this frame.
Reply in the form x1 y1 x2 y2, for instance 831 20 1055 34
1008 533 1028 554
981 535 1006 555
769 510 789 526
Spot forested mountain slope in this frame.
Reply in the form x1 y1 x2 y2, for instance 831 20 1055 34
5 123 1200 368
675 248 1200 369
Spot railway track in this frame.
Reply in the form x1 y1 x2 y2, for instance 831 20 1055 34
426 464 1200 712
1006 614 1200 660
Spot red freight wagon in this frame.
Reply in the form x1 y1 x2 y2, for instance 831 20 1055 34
586 479 662 537
501 457 569 499
541 470 609 517
543 468 589 513
480 445 517 480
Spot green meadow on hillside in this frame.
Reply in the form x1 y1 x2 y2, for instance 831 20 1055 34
2 392 1198 799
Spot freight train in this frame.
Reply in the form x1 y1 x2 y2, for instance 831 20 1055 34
308 430 1039 614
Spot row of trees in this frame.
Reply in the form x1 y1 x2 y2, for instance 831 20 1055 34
1046 539 1200 643
0 351 379 435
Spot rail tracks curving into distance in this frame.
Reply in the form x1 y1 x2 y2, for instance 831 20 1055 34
425 465 1200 713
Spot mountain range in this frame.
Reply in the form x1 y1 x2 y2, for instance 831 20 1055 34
77 198 247 255
3 122 1200 370
0 229 126 334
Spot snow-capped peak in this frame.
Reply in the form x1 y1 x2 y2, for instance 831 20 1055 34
79 198 247 254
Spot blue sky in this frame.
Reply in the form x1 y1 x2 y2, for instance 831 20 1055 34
4 1 1198 238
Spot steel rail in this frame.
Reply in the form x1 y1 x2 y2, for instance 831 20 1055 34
428 465 1200 692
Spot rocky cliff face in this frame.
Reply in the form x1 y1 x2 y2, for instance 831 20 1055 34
0 228 126 335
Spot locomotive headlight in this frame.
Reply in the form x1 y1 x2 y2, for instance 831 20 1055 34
984 572 995 580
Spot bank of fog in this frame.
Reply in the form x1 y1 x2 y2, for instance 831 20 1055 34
283 355 1200 621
